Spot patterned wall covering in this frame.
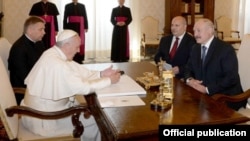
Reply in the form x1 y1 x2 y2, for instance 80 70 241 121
0 0 2 11
2 0 165 44
215 0 239 30
140 0 165 33
2 0 39 44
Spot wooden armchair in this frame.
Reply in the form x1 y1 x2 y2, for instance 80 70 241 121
215 16 241 44
212 89 250 105
0 37 11 73
141 16 163 58
0 37 26 104
0 57 91 141
212 34 250 123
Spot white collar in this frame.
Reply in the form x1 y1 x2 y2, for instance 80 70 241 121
202 36 214 49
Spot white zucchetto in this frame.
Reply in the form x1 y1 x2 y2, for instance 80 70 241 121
57 30 78 42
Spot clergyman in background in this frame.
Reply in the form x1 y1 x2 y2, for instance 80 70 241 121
110 0 132 62
63 0 89 64
29 0 59 49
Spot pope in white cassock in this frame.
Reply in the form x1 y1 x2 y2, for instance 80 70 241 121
21 30 121 141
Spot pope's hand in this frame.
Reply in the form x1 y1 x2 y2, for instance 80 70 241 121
101 65 118 77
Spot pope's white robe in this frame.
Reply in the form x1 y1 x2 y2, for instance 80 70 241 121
21 47 108 141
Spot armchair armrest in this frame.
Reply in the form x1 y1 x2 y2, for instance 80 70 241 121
231 30 240 38
142 33 146 42
231 30 240 33
157 32 164 40
212 89 250 104
216 30 224 39
5 104 91 138
13 87 26 94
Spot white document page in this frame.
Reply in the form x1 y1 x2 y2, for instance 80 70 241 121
95 75 146 97
163 63 172 70
98 95 145 107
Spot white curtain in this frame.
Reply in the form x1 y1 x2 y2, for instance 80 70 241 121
51 0 141 61
239 0 250 35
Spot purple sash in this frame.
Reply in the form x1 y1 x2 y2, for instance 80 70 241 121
116 16 129 57
40 15 56 47
69 16 85 55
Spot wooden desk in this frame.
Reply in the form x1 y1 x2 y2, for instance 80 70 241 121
84 62 250 141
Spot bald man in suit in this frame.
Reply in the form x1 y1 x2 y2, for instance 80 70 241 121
154 16 196 79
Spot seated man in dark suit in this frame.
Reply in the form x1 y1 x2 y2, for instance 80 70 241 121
8 16 46 105
184 18 246 110
154 16 196 79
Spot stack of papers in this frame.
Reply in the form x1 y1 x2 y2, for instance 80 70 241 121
96 75 146 107
96 75 146 97
98 95 145 107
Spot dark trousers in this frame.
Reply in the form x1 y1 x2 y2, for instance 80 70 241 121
15 93 24 105
73 53 84 64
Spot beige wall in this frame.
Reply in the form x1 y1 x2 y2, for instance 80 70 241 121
1 0 240 44
140 0 165 34
2 0 39 43
2 0 165 44
215 0 239 30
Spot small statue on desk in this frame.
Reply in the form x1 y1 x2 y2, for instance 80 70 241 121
150 60 173 111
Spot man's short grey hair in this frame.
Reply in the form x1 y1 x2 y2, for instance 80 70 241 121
203 18 215 33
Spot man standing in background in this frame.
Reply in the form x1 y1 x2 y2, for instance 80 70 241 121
29 0 59 49
110 0 132 62
63 0 88 64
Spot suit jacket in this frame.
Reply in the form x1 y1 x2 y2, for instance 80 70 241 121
184 37 245 110
8 35 46 88
29 1 59 31
63 2 88 30
154 32 196 78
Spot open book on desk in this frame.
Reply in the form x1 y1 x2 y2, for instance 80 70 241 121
95 75 146 97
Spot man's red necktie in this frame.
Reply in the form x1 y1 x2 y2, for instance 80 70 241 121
169 37 179 59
